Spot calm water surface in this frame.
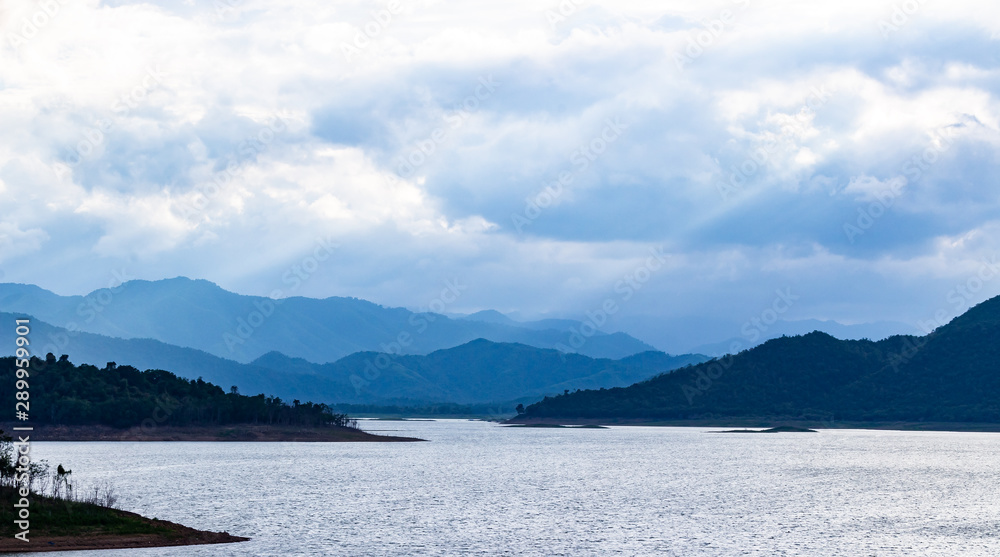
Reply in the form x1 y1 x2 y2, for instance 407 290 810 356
23 420 1000 556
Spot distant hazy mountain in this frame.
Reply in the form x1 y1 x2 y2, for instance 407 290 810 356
518 295 1000 424
459 310 593 333
0 311 321 402
458 308 919 357
253 339 709 404
689 319 923 356
460 310 518 325
0 313 707 405
0 278 657 363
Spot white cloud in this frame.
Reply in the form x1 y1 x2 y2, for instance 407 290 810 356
0 222 48 262
842 174 907 200
1 0 1000 348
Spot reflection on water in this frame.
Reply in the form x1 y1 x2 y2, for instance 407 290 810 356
30 420 1000 556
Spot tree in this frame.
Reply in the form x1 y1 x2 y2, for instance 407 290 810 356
0 430 14 487
0 355 353 429
516 404 525 415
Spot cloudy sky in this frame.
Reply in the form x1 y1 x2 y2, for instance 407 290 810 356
1 0 999 351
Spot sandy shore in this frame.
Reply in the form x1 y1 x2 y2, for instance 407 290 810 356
0 423 425 442
503 417 1000 432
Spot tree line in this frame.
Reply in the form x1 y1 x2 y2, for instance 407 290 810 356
0 355 357 429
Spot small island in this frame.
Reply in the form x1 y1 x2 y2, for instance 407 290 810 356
0 355 424 442
503 424 608 429
710 426 817 433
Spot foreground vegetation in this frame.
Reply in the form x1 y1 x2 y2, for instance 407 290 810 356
0 486 246 552
0 430 246 552
0 485 165 539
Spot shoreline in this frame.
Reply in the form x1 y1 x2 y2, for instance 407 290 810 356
503 417 1000 433
0 423 425 442
0 487 248 554
0 515 247 554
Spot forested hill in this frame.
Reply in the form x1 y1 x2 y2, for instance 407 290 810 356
518 295 1000 423
0 355 352 429
0 316 706 405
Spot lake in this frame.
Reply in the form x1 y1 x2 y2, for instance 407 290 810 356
26 420 1000 556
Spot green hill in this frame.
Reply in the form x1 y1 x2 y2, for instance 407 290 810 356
0 314 707 407
518 295 1000 423
0 355 350 429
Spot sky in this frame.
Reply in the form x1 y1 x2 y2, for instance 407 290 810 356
1 0 999 352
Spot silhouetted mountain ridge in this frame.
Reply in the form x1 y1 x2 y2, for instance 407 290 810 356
519 295 1000 423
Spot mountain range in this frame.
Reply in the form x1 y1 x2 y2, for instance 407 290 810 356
0 311 707 406
518 295 1000 424
0 278 656 363
687 318 923 356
